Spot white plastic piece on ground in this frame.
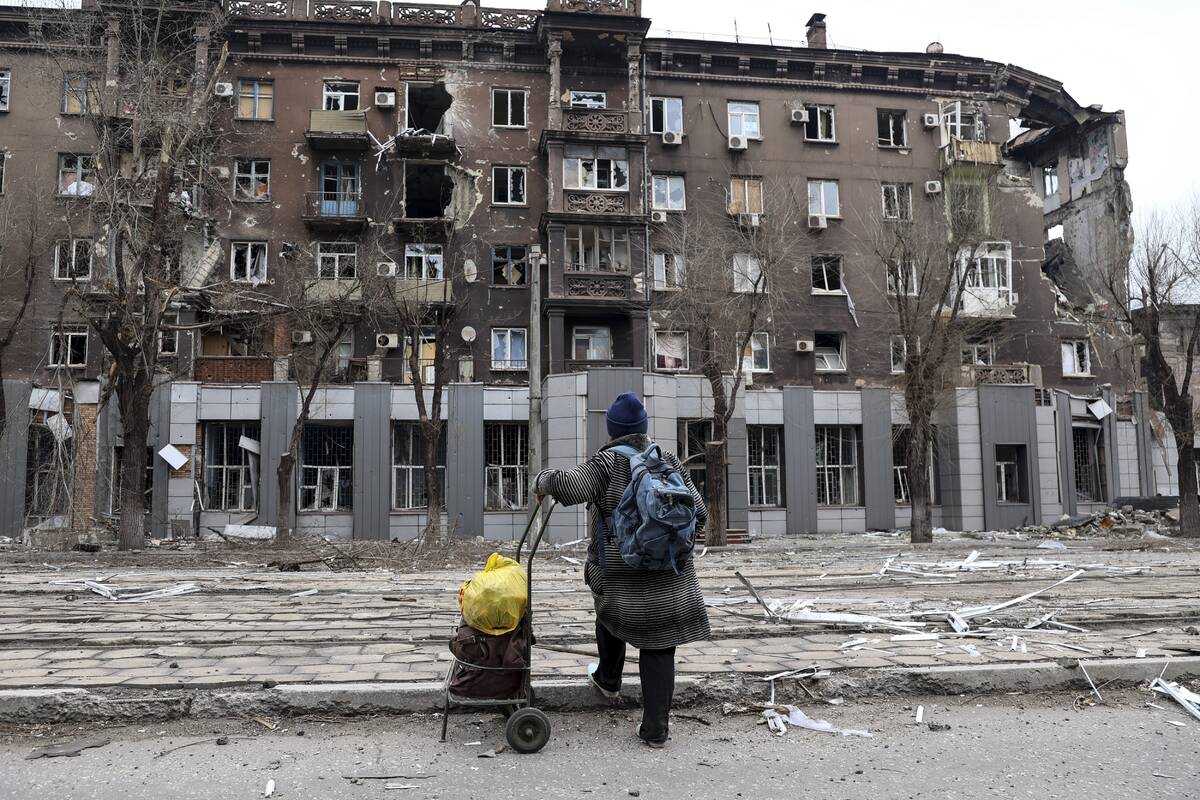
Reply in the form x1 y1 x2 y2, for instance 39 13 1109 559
956 570 1085 621
223 525 277 541
289 589 318 598
1151 678 1200 723
1136 648 1148 658
264 779 275 797
1037 540 1067 550
157 444 189 470
761 705 872 738
915 706 924 723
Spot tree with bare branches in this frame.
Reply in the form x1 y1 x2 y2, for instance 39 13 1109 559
0 194 46 445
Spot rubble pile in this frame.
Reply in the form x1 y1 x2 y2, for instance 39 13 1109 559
1016 506 1179 540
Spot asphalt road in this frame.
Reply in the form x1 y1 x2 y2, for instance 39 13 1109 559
1 692 1196 799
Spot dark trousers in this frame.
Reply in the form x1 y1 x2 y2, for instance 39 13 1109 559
594 622 675 743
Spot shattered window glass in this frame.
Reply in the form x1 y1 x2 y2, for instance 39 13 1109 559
804 105 836 142
317 241 357 280
811 255 842 293
0 70 10 112
814 332 846 372
650 96 683 135
741 331 770 372
322 81 360 111
392 422 446 510
49 326 88 367
230 241 268 284
492 88 527 128
652 174 685 210
53 238 93 281
57 154 96 196
492 245 528 286
877 110 907 147
569 90 606 109
881 182 912 221
491 327 527 371
492 165 527 205
655 331 688 371
485 423 528 510
564 147 629 191
234 159 271 201
299 425 354 512
204 422 260 512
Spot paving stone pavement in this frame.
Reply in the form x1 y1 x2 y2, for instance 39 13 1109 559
2 534 1199 691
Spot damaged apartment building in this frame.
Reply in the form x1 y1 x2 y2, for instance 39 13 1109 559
0 0 1160 543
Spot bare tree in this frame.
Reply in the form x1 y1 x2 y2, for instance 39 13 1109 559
654 175 808 546
0 194 45 444
1101 205 1199 537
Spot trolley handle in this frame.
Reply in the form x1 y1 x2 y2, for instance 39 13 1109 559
515 497 555 566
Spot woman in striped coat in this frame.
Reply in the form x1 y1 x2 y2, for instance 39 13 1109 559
535 392 709 747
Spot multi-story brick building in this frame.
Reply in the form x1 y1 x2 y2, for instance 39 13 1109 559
0 0 1164 543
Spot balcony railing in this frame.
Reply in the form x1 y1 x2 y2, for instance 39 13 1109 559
226 1 541 30
565 358 634 372
562 272 632 299
305 110 370 149
302 191 366 229
562 109 630 134
564 191 629 215
548 0 641 15
964 363 1042 386
392 278 453 304
941 138 1004 174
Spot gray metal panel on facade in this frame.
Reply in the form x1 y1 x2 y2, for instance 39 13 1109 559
258 382 297 528
1133 391 1155 495
95 395 120 518
352 383 391 541
1101 387 1121 503
149 384 170 537
935 415 963 531
861 388 895 530
446 383 485 539
0 380 32 537
783 386 817 534
726 415 749 531
979 385 1041 529
585 368 645 455
1055 390 1077 518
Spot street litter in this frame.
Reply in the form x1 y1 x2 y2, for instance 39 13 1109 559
289 589 318 598
1037 540 1067 550
48 579 201 602
264 779 275 797
560 556 583 566
914 706 924 723
1150 677 1200 723
1136 648 1148 658
384 785 418 790
1164 720 1187 728
25 736 110 760
761 705 871 738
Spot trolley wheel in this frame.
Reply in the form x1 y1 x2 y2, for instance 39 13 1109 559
504 707 551 754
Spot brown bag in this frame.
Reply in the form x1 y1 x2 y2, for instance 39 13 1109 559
448 617 529 700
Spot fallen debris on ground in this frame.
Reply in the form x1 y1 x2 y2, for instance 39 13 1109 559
761 705 872 738
26 736 110 760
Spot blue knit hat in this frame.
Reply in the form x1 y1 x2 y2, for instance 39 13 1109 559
606 392 648 438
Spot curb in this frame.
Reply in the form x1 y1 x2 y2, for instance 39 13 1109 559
1 657 1197 724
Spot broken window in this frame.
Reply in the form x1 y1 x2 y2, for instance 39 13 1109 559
573 326 612 361
317 241 357 280
25 408 74 520
741 331 770 373
816 426 860 506
811 254 843 293
319 161 360 216
392 422 446 510
565 226 629 272
322 80 359 111
201 323 264 357
62 74 99 115
890 335 907 374
204 422 259 512
53 238 93 281
959 242 1012 304
406 82 451 133
158 314 178 356
1061 339 1091 376
733 253 764 293
961 338 994 366
1072 426 1107 503
728 176 764 215
57 154 96 196
1042 163 1059 198
0 69 9 111
727 101 760 138
492 88 527 128
653 252 685 290
748 425 783 507
230 241 268 284
401 243 443 281
234 159 271 201
803 104 836 142
492 165 527 205
678 419 711 500
492 245 528 286
994 444 1027 503
814 332 847 372
651 174 685 210
49 325 87 367
881 182 913 221
877 109 907 147
565 145 628 191
893 426 938 505
485 423 528 511
109 446 154 515
887 260 918 296
237 79 274 120
569 90 606 109
650 96 683 135
654 331 688 371
404 163 452 219
941 100 978 140
807 179 840 217
491 327 527 370
402 327 437 385
299 424 353 512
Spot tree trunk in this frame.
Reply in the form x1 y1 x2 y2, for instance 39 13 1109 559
275 450 295 544
907 415 935 545
420 418 442 542
0 351 8 446
704 440 726 547
116 378 153 550
1175 421 1200 538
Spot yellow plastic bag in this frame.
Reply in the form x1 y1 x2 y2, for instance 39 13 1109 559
458 553 528 636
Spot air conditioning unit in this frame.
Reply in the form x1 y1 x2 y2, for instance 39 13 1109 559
374 90 396 108
922 112 940 129
377 261 398 277
292 330 313 345
728 134 748 151
738 213 761 228
650 210 668 224
807 214 828 230
213 82 234 98
925 180 943 195
795 339 814 353
376 333 400 349
790 108 809 125
661 130 682 146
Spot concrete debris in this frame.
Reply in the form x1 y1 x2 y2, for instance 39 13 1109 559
288 589 318 598
1017 507 1181 540
25 736 110 760
1150 678 1200 723
49 580 202 603
761 705 872 738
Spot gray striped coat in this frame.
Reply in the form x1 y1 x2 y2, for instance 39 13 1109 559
535 434 711 650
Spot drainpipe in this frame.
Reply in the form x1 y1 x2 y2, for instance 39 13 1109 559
641 49 653 371
528 244 545 486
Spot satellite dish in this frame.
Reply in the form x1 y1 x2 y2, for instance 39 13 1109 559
461 326 477 343
463 259 478 283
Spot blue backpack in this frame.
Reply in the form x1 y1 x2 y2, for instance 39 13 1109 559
595 443 698 574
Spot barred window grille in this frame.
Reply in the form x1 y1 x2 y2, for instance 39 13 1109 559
392 422 446 510
204 422 260 512
815 425 860 506
299 425 353 512
485 423 528 510
747 425 783 507
1072 427 1107 503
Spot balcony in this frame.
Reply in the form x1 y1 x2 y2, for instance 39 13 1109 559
561 271 633 300
562 109 630 135
941 138 1004 177
564 191 629 215
194 356 274 384
547 0 642 14
963 363 1042 387
304 280 362 303
565 358 634 372
227 1 540 30
302 191 367 231
305 110 370 150
391 277 453 305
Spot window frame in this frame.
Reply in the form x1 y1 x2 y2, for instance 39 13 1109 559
807 178 841 218
881 182 913 221
994 443 1028 504
568 89 606 109
491 245 528 287
49 325 88 368
572 326 613 362
959 241 1013 304
236 79 274 120
0 69 10 112
747 425 784 507
741 331 770 374
298 424 354 513
491 327 528 371
484 423 529 511
810 254 843 294
1061 339 1092 377
61 73 99 115
321 80 360 111
651 174 686 211
564 146 630 192
392 422 447 511
491 164 528 206
727 100 761 139
815 425 861 507
728 176 764 216
229 241 268 284
649 95 684 135
961 338 995 366
733 253 764 294
654 330 689 372
803 104 836 143
565 226 630 272
316 241 358 280
233 159 271 202
653 252 686 291
57 153 97 197
491 87 528 129
402 243 444 281
877 109 908 148
1042 162 1060 198
52 238 93 281
203 422 260 512
890 335 908 374
886 260 919 296
814 332 848 372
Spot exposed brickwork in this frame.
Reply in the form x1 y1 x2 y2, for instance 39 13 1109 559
194 357 274 384
169 444 192 480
